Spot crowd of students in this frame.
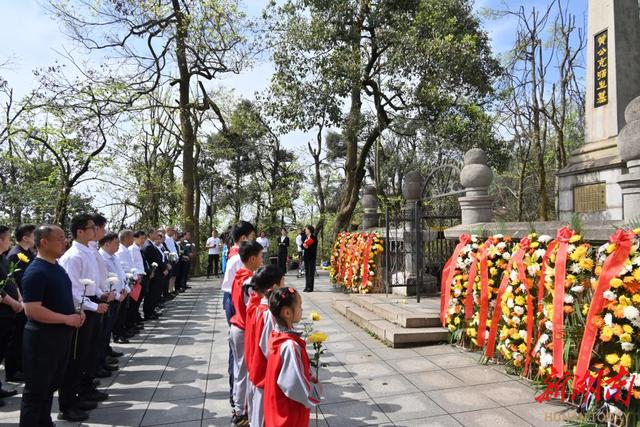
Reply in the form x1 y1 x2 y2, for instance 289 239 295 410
0 215 195 426
0 215 321 427
221 220 321 427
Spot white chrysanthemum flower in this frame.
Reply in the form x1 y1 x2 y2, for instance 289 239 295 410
79 279 95 286
604 313 613 326
518 330 527 340
130 268 137 274
472 243 479 249
545 321 553 331
527 264 540 276
571 285 584 293
564 295 574 304
471 236 478 243
506 285 513 293
497 242 507 250
107 276 120 285
512 316 521 325
590 277 597 287
510 270 518 281
603 290 617 301
507 299 515 309
568 244 577 253
484 331 489 340
514 353 524 361
502 252 511 260
540 353 553 367
623 306 640 321
514 306 525 316
539 334 549 344
621 342 635 352
493 234 504 239
538 235 552 243
125 273 134 279
448 307 455 315
569 263 582 274
534 248 547 258
453 289 462 297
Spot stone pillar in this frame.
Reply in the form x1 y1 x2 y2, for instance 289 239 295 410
617 97 640 221
458 148 494 225
362 185 379 230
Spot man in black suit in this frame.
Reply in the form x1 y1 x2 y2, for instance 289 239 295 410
141 229 168 320
277 228 290 274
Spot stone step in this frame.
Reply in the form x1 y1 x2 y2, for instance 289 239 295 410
331 297 449 348
347 294 441 328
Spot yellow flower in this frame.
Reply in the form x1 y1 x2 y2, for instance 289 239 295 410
579 258 594 271
569 235 582 243
607 243 616 254
307 332 328 344
623 324 634 334
310 311 321 321
633 294 640 304
530 242 540 249
619 295 632 307
17 252 30 263
514 296 525 306
466 328 477 338
610 278 623 288
454 317 460 325
620 333 632 343
518 343 527 353
620 354 632 369
582 304 590 316
605 354 620 365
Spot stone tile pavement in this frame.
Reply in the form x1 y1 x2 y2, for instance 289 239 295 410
0 272 571 426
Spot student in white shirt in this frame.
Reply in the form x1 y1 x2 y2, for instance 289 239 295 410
205 230 221 278
256 231 270 266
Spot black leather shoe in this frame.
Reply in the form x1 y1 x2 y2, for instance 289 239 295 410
0 388 17 398
80 389 108 402
75 400 98 410
57 409 89 422
103 364 119 372
106 356 119 365
109 349 124 357
124 331 135 338
0 399 4 407
92 379 101 388
96 368 112 378
115 336 130 344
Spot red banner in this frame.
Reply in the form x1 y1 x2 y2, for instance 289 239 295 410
440 234 472 326
552 227 574 377
477 243 490 348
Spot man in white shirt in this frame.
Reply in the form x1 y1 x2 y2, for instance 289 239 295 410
205 230 221 278
164 226 179 296
128 230 148 325
256 231 270 266
58 214 110 422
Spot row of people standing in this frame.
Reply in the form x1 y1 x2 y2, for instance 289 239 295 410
0 216 195 426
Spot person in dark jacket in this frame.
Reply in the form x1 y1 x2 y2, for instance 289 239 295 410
302 225 318 292
277 228 289 274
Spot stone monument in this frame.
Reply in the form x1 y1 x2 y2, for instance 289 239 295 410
557 0 640 222
459 148 494 225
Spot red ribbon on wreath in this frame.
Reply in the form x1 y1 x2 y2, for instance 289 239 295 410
464 248 480 320
485 237 530 359
476 242 491 348
551 226 574 378
440 234 472 326
360 233 377 291
573 229 634 392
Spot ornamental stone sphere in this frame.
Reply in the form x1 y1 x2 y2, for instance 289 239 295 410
619 96 640 162
460 148 493 189
403 170 424 200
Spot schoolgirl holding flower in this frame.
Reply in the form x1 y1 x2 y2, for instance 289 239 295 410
264 287 321 427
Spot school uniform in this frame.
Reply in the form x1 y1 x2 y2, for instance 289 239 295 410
229 267 254 417
248 297 277 427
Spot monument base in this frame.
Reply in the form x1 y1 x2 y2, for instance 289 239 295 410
557 150 625 222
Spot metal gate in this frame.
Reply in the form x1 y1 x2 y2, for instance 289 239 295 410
384 161 463 302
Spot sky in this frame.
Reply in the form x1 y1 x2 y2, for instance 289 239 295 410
0 0 587 217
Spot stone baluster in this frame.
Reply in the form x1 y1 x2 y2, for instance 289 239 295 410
362 185 379 230
458 148 494 225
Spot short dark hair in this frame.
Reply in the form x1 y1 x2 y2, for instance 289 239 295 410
93 214 107 228
118 229 133 241
250 265 284 294
34 225 58 248
15 224 36 242
0 225 10 238
133 230 146 238
269 286 299 325
99 232 119 247
232 220 256 243
71 214 95 238
239 240 263 263
305 224 315 235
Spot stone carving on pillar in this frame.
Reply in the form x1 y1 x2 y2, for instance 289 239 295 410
458 148 494 225
362 185 379 230
617 97 640 221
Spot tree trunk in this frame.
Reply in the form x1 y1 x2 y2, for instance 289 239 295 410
172 0 196 236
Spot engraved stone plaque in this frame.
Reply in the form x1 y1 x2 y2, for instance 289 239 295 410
574 183 607 213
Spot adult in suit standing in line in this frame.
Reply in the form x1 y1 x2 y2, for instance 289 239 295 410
277 228 289 274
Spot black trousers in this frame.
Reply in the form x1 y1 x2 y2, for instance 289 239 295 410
304 258 316 291
6 311 26 378
128 278 147 325
178 261 190 289
58 311 100 412
20 322 72 427
207 254 220 277
278 249 288 274
0 316 15 389
144 276 163 317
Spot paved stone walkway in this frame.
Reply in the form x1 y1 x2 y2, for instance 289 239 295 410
0 273 567 426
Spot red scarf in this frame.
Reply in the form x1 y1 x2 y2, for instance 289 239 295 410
244 293 262 373
229 268 254 330
248 304 271 388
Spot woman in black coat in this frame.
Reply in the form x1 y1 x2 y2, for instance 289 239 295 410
302 225 318 292
277 228 289 274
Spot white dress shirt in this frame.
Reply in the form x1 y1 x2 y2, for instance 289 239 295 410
221 253 242 293
164 235 178 254
116 243 135 275
89 241 109 296
100 248 130 300
257 236 269 251
129 243 146 276
59 241 101 312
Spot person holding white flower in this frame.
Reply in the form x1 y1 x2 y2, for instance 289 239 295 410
20 225 85 426
129 230 149 325
142 229 169 320
58 214 110 422
117 229 145 334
